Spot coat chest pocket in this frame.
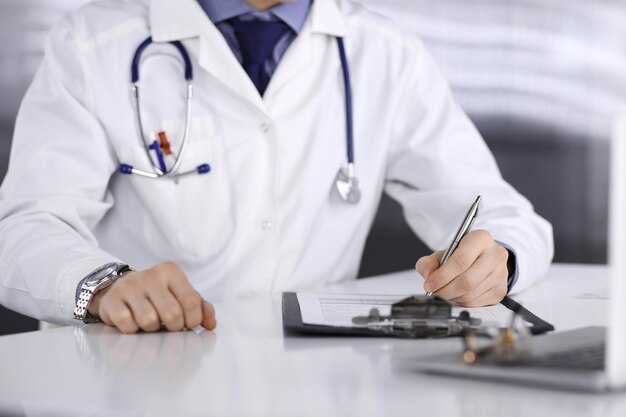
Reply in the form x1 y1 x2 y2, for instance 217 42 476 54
118 116 234 260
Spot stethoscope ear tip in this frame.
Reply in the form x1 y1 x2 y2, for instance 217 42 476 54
119 164 133 175
197 164 211 174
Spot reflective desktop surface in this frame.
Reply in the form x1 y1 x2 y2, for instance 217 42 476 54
0 264 623 417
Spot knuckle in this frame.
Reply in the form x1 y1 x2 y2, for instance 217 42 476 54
173 272 189 286
137 312 159 329
161 307 183 324
161 260 177 269
181 293 201 311
136 271 156 286
159 262 187 284
458 274 475 293
186 315 202 329
417 254 438 277
473 229 492 243
414 259 422 271
415 259 429 276
451 254 472 273
203 301 216 317
496 245 509 262
118 283 139 298
159 261 180 275
111 309 132 324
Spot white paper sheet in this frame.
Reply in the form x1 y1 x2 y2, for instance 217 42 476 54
296 293 513 328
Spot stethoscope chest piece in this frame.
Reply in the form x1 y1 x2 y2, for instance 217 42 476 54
335 165 361 204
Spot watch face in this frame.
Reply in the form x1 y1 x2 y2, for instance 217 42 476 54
85 264 118 285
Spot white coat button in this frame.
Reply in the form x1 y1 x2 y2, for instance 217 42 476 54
260 123 270 134
261 220 272 230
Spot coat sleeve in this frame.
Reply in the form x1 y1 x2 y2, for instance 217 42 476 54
384 40 554 294
0 17 121 324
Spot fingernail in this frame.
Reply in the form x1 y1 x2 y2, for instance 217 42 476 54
424 282 433 292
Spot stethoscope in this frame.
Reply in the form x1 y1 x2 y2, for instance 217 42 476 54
120 36 361 204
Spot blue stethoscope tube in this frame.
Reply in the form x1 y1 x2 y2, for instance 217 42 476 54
120 36 360 204
335 38 360 204
120 37 210 179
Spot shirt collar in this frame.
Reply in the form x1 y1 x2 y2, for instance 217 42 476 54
150 0 347 42
198 0 312 34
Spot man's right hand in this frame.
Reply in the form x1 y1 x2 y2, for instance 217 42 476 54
88 262 217 334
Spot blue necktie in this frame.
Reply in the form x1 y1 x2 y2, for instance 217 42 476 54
229 18 292 95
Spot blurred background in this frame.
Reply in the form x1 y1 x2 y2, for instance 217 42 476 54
1 0 625 335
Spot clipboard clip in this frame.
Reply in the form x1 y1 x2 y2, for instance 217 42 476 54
351 295 482 338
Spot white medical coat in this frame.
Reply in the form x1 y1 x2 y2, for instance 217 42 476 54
0 0 553 324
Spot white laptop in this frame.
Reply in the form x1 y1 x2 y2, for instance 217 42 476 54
414 113 626 392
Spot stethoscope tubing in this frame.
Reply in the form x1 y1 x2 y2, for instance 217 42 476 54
121 35 360 203
126 37 202 179
336 38 354 166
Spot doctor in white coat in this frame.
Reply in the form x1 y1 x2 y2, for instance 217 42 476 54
0 0 553 333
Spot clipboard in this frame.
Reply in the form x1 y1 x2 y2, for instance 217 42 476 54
282 292 388 337
282 292 554 338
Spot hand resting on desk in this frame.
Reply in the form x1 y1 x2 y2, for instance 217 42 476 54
415 229 509 307
88 262 217 334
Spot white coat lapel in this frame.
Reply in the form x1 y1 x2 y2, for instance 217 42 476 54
310 0 349 38
263 20 312 98
264 0 348 98
150 0 266 111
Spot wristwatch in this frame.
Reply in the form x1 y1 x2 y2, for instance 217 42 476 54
73 262 133 323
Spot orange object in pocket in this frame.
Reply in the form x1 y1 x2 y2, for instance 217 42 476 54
158 131 172 155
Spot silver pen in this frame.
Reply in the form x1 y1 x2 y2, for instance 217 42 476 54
426 195 482 296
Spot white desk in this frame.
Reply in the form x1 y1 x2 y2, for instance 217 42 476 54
0 263 624 417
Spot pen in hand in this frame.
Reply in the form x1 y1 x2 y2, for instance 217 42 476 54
425 195 482 296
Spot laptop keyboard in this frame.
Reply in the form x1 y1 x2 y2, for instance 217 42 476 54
529 344 605 370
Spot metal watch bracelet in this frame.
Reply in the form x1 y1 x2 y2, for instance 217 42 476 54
73 262 133 323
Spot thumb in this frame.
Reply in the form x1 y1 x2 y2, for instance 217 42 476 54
415 250 444 279
201 300 217 331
